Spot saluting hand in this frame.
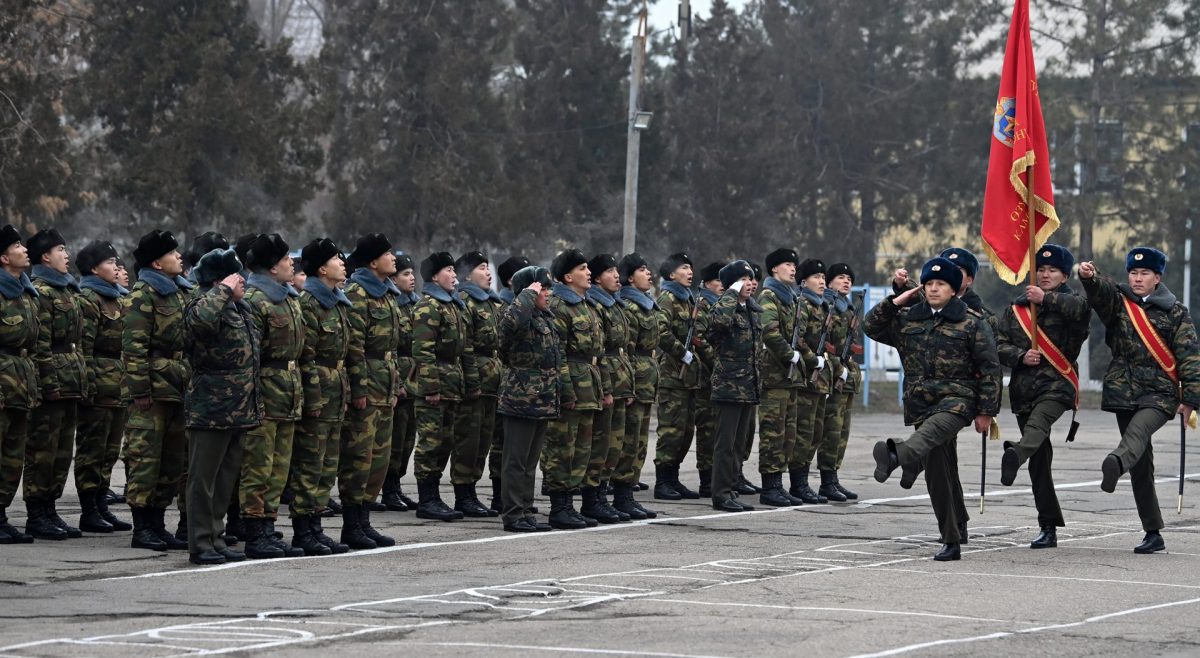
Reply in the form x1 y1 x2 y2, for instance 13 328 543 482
1022 349 1042 366
221 273 245 300
1078 262 1096 279
893 286 921 307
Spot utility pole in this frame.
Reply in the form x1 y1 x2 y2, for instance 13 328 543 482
679 0 691 41
621 9 649 255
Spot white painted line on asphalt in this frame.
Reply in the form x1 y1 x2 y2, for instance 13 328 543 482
845 596 1200 658
401 641 739 658
638 598 1015 623
862 566 1200 590
854 471 1200 508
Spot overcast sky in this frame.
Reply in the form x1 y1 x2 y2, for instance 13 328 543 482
646 0 747 37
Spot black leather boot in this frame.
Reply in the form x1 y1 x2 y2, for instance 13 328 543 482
670 466 701 500
244 518 286 559
832 471 858 500
790 467 827 504
153 508 187 550
759 473 795 507
104 487 124 505
1134 531 1165 554
579 486 621 524
818 470 848 503
325 497 342 515
597 481 630 522
454 482 495 518
1000 444 1020 487
933 543 961 561
697 469 713 498
130 507 167 551
1101 454 1123 493
547 492 586 530
416 478 464 521
290 517 332 556
0 507 33 544
873 439 900 483
46 500 82 538
79 490 114 533
26 499 67 540
654 463 682 500
363 498 387 512
489 478 503 513
381 471 409 511
338 503 377 550
96 490 131 531
610 483 648 520
359 505 396 547
1030 526 1057 549
735 470 761 495
566 491 597 527
311 515 349 554
265 519 305 557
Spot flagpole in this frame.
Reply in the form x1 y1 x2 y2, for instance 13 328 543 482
1027 162 1039 347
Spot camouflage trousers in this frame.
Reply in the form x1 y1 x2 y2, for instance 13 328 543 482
74 404 127 494
757 387 798 475
588 398 628 487
124 400 187 509
789 390 826 471
694 389 716 472
487 409 504 481
339 403 393 505
239 419 295 519
291 417 340 517
0 409 30 508
835 390 855 470
655 388 698 467
451 396 496 485
387 398 417 480
542 407 594 492
412 400 460 482
817 390 848 472
23 399 77 501
613 401 651 486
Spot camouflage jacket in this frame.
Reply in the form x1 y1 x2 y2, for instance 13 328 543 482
79 279 128 408
459 282 503 398
1081 275 1200 415
0 270 40 411
588 286 635 400
695 289 719 391
498 287 566 420
396 291 419 398
345 270 402 407
758 278 809 389
996 283 1090 416
619 287 660 404
245 274 305 421
411 283 468 402
299 279 352 421
183 284 263 430
656 282 707 390
123 270 191 402
865 295 1002 426
799 287 842 395
31 267 87 400
706 291 763 404
826 289 864 394
549 283 605 411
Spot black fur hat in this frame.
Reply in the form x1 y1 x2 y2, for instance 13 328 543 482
193 248 243 285
551 248 588 282
133 230 179 269
0 224 21 253
619 252 649 284
246 233 290 271
27 228 66 265
350 233 392 268
764 248 799 275
498 255 530 287
301 238 341 277
658 252 693 281
76 241 119 276
421 251 456 281
700 261 726 283
588 254 619 282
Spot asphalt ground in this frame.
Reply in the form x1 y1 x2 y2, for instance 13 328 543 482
2 407 1200 657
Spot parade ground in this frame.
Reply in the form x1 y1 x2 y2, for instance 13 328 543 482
2 407 1199 657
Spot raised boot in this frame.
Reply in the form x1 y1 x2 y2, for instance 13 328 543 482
597 481 630 522
653 463 682 500
338 503 377 551
610 483 648 521
243 518 286 559
96 490 131 531
790 467 827 505
415 478 464 522
579 486 621 525
489 478 503 513
46 500 82 538
832 471 858 500
265 519 305 557
1000 443 1020 487
759 473 796 507
697 469 713 498
311 515 349 554
358 505 396 547
670 465 701 500
290 516 332 556
873 439 900 483
547 492 586 530
454 483 495 518
25 499 67 541
129 508 167 551
79 490 115 533
818 470 848 503
0 507 33 544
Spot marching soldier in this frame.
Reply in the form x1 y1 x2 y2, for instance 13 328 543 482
821 263 861 501
0 225 37 544
756 248 807 507
496 266 559 532
340 233 401 548
240 234 306 558
543 249 605 529
789 258 835 504
22 229 87 540
996 244 1089 548
654 252 703 500
583 253 634 524
706 260 761 513
410 252 468 522
293 239 352 555
613 253 659 519
452 251 502 517
382 253 420 512
868 257 1002 561
487 254 530 511
1079 248 1200 554
75 241 132 533
183 248 257 565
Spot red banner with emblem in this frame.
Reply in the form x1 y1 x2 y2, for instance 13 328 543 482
981 0 1060 284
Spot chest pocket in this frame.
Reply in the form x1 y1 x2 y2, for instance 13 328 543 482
369 305 392 321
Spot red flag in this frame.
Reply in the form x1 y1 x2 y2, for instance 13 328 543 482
981 0 1059 284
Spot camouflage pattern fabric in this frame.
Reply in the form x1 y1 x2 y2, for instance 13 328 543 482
412 289 469 481
996 284 1090 416
182 284 263 430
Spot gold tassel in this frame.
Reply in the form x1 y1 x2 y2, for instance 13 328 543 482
989 418 1001 441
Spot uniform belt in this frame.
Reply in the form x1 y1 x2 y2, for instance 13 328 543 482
150 349 183 360
0 346 29 358
633 348 656 358
51 341 76 354
316 357 345 369
261 359 297 370
604 348 625 357
365 350 393 360
566 355 598 366
475 348 497 358
93 349 122 360
435 356 458 364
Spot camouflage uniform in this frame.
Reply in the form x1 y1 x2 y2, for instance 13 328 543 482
385 292 419 496
755 279 809 477
789 288 839 479
830 294 864 471
543 284 605 493
183 283 263 555
995 283 1090 529
615 287 659 488
0 271 39 516
75 281 129 496
815 294 850 473
1081 273 1200 533
453 283 502 485
293 279 352 518
240 275 304 521
706 286 762 502
692 289 717 479
654 282 704 495
864 294 1002 544
342 272 401 505
587 286 635 488
411 286 468 481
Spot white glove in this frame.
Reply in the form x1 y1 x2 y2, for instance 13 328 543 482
816 356 826 370
839 368 849 382
790 351 801 365
682 350 695 365
729 279 745 294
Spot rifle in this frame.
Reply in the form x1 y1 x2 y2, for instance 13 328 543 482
808 302 834 384
834 293 863 391
678 295 700 378
785 298 805 381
